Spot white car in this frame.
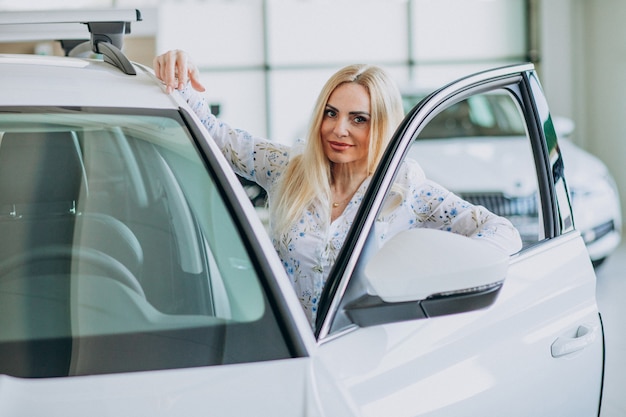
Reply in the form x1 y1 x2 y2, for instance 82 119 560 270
0 10 605 416
402 90 622 267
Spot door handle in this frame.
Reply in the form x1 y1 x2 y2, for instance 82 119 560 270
551 324 599 358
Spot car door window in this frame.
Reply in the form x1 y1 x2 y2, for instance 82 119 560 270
409 90 542 248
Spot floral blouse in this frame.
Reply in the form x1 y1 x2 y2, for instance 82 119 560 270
180 86 522 327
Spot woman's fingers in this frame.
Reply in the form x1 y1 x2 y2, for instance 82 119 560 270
189 71 206 92
153 50 205 93
153 50 179 92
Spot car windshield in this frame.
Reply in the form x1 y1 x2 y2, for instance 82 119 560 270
403 93 527 138
0 109 291 378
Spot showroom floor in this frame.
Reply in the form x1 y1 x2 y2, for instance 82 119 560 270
595 242 626 417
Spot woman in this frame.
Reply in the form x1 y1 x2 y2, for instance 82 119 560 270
153 50 522 326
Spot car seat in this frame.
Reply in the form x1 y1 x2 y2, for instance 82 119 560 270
0 131 143 284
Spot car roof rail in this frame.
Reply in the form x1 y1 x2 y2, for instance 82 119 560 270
0 9 142 75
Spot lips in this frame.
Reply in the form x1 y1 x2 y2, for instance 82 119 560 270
328 141 352 151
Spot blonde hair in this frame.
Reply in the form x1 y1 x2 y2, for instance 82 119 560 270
272 64 404 238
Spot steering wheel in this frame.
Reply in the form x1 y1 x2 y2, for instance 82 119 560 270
0 245 145 298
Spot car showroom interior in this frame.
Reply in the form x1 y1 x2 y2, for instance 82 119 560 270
0 1 624 415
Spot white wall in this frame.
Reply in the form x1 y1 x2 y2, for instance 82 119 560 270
580 0 626 221
538 0 574 120
1 0 528 144
541 0 626 225
154 0 527 144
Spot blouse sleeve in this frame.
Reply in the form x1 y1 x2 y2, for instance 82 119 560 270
179 84 290 191
382 159 523 255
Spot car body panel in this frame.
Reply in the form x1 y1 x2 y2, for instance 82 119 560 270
0 358 358 416
319 232 602 416
559 140 622 261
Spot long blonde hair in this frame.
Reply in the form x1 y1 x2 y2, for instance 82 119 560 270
272 64 404 238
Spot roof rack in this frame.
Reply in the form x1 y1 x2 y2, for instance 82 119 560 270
0 9 142 75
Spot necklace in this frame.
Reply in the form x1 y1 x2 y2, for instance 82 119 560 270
332 192 355 208
332 177 365 209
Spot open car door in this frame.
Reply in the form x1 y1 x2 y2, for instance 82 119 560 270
316 64 604 416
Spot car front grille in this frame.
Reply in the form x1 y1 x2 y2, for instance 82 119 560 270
459 192 539 217
459 192 539 246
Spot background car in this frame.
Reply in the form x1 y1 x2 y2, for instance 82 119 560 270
402 89 622 267
0 10 605 416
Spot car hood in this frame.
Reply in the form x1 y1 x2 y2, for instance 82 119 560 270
409 137 538 197
408 136 610 196
0 358 358 416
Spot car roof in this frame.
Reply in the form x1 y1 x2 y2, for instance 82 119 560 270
0 9 178 110
0 53 177 109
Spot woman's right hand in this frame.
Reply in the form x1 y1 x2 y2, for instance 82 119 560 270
153 49 206 94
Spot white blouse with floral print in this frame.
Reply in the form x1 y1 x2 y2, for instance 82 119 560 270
180 86 522 327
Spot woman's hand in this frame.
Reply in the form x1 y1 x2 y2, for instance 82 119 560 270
153 49 206 94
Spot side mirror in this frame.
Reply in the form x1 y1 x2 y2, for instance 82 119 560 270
345 228 509 327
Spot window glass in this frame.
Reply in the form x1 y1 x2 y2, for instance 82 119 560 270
406 90 541 248
404 92 526 139
0 110 291 378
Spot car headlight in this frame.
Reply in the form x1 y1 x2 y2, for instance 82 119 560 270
570 172 619 204
569 171 622 241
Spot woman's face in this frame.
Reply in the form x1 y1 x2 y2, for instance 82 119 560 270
320 82 371 169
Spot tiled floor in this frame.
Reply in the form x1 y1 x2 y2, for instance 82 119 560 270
595 243 626 416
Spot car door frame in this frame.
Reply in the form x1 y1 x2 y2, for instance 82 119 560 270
315 63 561 338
